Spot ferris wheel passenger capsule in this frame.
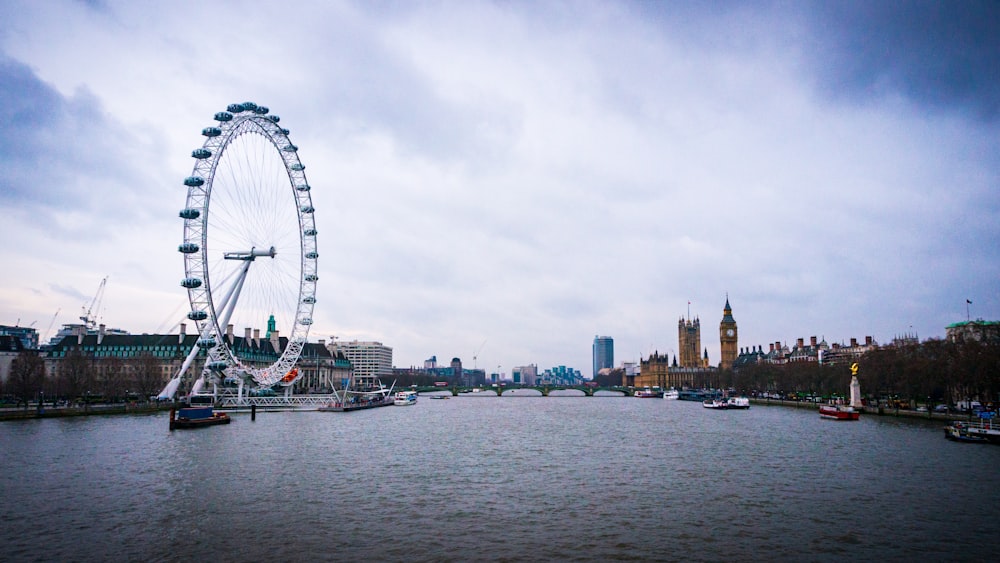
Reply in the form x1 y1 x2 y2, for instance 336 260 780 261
187 310 208 321
191 148 212 159
179 208 200 220
184 176 205 187
214 111 232 122
197 338 216 348
227 103 245 113
181 278 202 289
178 243 199 254
202 127 221 137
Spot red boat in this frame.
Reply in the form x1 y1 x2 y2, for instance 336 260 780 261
819 404 860 420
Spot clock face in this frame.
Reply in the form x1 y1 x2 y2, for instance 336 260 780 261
726 329 735 337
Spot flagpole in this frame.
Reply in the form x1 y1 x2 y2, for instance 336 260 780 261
966 299 971 321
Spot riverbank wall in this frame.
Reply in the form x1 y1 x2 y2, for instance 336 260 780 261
0 403 172 421
749 397 965 422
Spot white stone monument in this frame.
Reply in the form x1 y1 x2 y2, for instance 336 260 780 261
849 363 863 408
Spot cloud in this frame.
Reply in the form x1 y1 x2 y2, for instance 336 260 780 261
801 0 1000 121
0 0 997 376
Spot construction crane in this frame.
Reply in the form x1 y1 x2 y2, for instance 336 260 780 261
80 276 108 330
473 339 487 369
43 309 60 344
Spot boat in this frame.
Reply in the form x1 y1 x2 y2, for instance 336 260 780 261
394 391 418 406
318 377 395 412
678 389 720 402
635 388 662 398
951 414 1000 443
703 396 751 410
819 404 860 420
169 406 231 430
430 395 450 400
725 396 750 409
663 389 680 400
943 422 988 443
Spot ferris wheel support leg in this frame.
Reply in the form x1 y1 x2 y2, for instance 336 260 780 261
155 265 248 401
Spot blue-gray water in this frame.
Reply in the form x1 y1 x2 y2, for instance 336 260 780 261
2 396 999 562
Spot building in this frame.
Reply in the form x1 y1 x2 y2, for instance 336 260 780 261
513 364 538 386
0 334 27 386
719 298 738 370
42 323 349 398
946 320 1000 344
329 340 393 390
0 325 39 350
678 316 705 368
637 352 669 389
592 335 614 379
537 365 583 386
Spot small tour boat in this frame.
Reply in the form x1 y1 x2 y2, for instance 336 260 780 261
702 396 750 410
944 422 988 443
394 391 418 406
663 389 680 400
819 404 860 420
169 406 230 430
725 397 751 409
635 388 661 398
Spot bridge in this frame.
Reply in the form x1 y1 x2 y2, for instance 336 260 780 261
411 385 633 397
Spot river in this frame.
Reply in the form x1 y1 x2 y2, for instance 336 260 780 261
1 395 998 562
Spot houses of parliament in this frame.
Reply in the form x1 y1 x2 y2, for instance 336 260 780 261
634 298 738 389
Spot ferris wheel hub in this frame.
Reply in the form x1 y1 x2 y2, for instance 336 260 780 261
223 246 277 261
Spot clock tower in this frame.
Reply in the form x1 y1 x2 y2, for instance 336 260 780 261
719 296 738 370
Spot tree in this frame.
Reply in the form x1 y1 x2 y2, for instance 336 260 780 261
101 356 127 401
59 349 94 402
9 351 45 408
131 353 164 401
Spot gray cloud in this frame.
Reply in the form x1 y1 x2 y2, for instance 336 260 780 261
802 0 1000 121
0 1 997 375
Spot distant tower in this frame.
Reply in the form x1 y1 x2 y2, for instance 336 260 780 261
719 297 738 370
678 315 701 368
592 335 614 378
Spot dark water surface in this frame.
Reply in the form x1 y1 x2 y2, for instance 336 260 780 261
2 396 999 562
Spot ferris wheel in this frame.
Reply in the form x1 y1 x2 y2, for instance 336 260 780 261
159 102 317 399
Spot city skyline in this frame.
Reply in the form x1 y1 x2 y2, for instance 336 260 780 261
1 1 998 376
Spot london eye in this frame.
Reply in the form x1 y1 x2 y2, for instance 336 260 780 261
159 102 318 399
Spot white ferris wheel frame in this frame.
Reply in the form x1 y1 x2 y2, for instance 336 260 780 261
179 102 318 390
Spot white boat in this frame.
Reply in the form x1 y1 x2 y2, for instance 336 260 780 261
663 389 679 400
703 396 750 410
393 391 418 406
726 397 750 409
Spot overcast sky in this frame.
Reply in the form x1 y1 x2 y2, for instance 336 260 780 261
1 0 997 377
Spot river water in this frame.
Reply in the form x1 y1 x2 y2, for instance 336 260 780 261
1 395 998 562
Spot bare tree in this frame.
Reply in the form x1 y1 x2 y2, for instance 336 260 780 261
101 356 127 401
10 351 45 408
59 349 94 402
131 353 164 401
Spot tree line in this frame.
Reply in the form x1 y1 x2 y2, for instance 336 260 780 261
725 338 1000 408
3 350 165 407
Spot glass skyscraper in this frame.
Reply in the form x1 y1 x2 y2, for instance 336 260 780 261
592 335 614 379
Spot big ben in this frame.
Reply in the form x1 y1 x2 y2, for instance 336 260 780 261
720 297 738 370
